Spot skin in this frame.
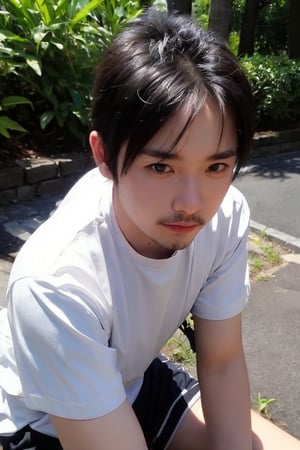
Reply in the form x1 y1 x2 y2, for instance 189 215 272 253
50 99 300 449
98 99 237 259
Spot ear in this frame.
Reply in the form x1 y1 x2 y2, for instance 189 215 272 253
89 130 113 180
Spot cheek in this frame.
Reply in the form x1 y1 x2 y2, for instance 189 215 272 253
120 178 161 212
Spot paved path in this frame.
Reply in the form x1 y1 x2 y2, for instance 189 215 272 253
234 150 300 240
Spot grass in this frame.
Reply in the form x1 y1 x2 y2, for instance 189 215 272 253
163 336 196 366
248 231 284 281
256 392 277 419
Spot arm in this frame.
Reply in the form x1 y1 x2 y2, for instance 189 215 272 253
194 313 252 450
51 400 147 450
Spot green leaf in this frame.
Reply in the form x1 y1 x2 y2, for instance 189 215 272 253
1 96 32 109
0 29 28 43
51 41 64 50
69 89 83 108
40 110 55 129
35 0 54 25
0 124 10 138
33 30 49 44
26 57 42 76
55 0 70 17
0 115 27 132
70 0 104 27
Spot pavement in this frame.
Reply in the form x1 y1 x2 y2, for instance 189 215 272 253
0 187 300 440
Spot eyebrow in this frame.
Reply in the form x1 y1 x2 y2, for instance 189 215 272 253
141 148 237 161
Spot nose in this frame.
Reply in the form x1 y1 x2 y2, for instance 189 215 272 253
172 176 203 216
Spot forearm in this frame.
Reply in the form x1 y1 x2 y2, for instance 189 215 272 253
198 355 252 450
51 400 147 450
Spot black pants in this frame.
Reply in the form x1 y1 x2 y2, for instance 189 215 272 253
0 427 62 450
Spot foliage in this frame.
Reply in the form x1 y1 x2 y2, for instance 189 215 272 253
257 392 277 417
231 0 245 33
242 54 300 130
192 0 209 28
255 0 288 54
0 0 142 150
163 336 196 366
0 96 32 138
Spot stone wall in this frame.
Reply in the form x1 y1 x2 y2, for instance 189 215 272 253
0 128 300 206
0 153 95 206
252 128 300 158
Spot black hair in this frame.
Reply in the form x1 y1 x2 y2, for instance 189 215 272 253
91 8 255 180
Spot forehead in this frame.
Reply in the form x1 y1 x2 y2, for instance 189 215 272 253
143 99 237 156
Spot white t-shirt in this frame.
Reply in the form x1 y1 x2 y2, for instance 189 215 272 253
0 168 250 436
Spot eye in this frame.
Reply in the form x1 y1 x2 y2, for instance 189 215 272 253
207 163 228 173
150 163 172 174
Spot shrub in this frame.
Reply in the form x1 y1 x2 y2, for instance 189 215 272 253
242 54 300 130
0 96 32 138
0 0 142 152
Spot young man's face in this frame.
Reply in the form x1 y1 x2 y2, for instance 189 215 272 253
112 98 238 259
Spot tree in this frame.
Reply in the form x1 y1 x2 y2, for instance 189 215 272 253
166 0 192 14
238 0 260 56
288 0 300 59
208 0 233 42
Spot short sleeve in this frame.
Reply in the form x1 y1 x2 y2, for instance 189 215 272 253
8 276 126 419
191 191 250 320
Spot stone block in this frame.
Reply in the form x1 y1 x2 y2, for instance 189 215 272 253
0 165 24 189
17 184 37 202
0 188 17 205
280 141 300 153
38 178 68 198
52 153 87 177
22 158 58 184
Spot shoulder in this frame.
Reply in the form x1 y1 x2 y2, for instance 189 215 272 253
220 185 249 218
191 185 250 267
212 185 250 238
9 169 112 284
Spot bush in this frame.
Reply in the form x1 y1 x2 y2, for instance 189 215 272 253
242 54 300 130
255 0 288 55
0 0 142 154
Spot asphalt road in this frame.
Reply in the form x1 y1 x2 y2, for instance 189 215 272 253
234 150 300 239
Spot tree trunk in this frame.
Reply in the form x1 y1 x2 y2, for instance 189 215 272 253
166 0 192 15
238 0 260 56
288 0 300 59
208 0 233 42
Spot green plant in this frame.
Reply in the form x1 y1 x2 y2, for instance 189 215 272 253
0 0 103 144
248 253 264 275
231 0 288 55
0 0 142 149
248 232 283 281
255 0 288 55
0 95 32 138
256 392 277 417
242 54 300 130
193 0 210 29
164 336 196 366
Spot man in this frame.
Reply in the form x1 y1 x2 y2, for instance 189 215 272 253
1 8 300 450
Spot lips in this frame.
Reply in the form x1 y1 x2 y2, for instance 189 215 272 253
162 223 200 233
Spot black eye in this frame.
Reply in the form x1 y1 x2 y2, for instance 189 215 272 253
151 163 170 174
208 163 227 173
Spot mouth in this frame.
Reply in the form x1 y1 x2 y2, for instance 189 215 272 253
161 223 201 234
